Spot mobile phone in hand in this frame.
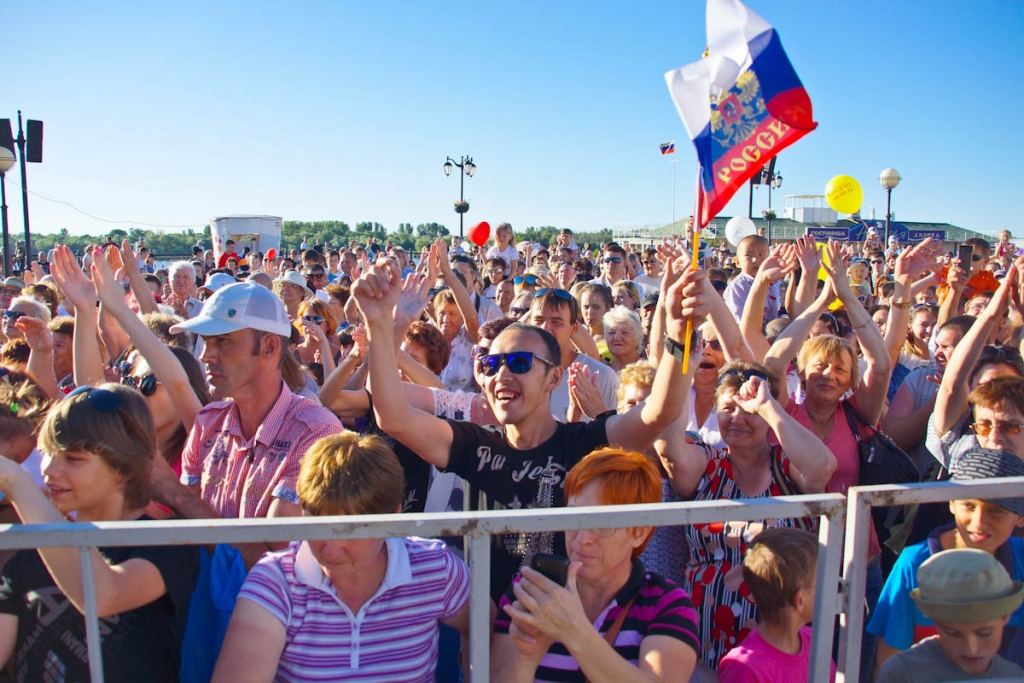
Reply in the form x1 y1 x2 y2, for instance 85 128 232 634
957 244 973 270
529 553 570 586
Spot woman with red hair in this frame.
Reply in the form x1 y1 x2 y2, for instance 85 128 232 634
491 448 699 682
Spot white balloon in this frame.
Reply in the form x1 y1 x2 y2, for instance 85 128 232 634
725 216 757 247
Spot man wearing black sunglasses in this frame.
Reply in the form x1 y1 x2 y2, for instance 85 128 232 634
356 256 710 598
589 244 628 288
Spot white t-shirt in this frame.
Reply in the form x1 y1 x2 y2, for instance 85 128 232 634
486 245 520 274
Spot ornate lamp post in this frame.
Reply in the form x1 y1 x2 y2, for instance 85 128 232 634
879 168 901 245
443 155 476 239
0 147 14 276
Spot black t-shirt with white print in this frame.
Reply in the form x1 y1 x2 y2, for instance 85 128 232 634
0 526 198 683
443 415 612 600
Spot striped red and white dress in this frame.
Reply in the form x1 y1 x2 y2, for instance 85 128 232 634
237 537 469 682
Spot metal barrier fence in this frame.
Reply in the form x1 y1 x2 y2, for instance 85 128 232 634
838 477 1024 683
0 494 847 683
4 478 1024 682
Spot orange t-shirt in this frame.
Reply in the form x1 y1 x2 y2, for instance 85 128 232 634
936 267 1000 303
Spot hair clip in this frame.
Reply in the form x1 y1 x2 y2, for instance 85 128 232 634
9 402 18 415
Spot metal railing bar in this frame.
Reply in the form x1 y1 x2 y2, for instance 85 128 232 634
810 509 846 682
0 495 848 550
849 477 1024 506
837 489 872 683
467 532 491 683
79 547 105 683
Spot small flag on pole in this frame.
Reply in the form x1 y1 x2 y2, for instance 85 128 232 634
659 140 676 155
664 0 816 228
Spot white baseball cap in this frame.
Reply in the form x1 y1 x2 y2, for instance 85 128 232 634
170 281 291 338
197 272 237 295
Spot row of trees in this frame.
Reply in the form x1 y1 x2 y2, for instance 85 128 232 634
24 222 615 259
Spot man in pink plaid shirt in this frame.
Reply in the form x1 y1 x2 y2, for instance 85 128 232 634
153 281 342 565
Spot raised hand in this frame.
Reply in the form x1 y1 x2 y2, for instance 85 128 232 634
394 272 431 332
352 258 403 322
49 244 96 310
795 234 820 274
821 240 854 303
664 257 712 342
732 376 773 416
947 257 969 293
758 243 797 283
119 239 141 275
893 237 944 284
91 246 131 309
16 316 53 355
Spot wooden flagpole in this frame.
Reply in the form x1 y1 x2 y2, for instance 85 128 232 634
681 166 703 374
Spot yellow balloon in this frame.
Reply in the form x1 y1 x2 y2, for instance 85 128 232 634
825 175 863 215
817 241 830 281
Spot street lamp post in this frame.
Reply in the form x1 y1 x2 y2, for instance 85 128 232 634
879 168 901 246
0 147 14 277
762 171 782 245
443 155 476 239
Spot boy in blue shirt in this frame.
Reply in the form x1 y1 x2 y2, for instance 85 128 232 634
869 448 1024 676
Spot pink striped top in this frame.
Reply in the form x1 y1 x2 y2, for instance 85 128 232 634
238 537 469 682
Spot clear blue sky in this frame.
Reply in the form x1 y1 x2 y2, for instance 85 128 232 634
3 0 1023 240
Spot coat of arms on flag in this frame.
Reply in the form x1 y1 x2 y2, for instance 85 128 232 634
659 140 676 155
664 0 817 226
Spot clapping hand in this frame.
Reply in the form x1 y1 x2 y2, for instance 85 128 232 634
795 234 821 275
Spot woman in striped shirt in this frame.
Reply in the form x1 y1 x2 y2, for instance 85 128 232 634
492 448 700 682
212 432 471 683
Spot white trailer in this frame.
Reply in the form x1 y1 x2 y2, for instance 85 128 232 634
209 215 283 263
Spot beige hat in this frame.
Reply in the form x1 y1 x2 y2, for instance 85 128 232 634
272 270 313 300
911 549 1024 623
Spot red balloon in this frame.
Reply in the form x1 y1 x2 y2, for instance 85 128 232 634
266 248 277 260
468 221 491 247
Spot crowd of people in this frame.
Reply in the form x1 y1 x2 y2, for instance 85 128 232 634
0 221 1022 682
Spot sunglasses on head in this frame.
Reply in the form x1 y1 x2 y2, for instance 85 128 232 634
302 314 325 325
979 345 1023 365
603 256 623 264
122 373 160 397
478 351 556 376
718 367 770 386
535 288 572 301
68 385 123 413
970 421 1024 437
508 306 530 316
514 275 538 285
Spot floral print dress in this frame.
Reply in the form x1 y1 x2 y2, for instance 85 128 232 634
683 445 813 669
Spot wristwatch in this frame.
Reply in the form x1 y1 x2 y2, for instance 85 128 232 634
664 336 687 362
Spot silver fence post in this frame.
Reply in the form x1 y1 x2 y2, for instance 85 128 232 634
810 507 845 681
467 530 491 682
838 488 872 683
79 547 105 683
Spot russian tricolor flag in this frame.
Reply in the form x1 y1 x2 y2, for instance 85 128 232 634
660 140 676 155
665 0 816 227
